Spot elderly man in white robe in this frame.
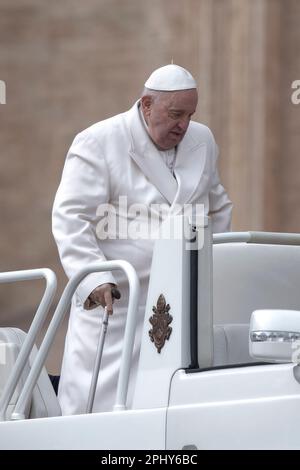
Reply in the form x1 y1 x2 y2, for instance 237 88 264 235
52 64 233 415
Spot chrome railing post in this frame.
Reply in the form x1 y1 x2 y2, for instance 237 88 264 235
0 269 57 421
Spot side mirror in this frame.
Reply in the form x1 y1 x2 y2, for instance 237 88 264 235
249 309 300 363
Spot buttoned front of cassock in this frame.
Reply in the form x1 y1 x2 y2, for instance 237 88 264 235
52 100 232 415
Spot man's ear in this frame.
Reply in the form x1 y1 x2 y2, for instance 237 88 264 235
141 95 152 117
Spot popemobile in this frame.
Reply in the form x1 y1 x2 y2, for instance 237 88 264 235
1 215 300 449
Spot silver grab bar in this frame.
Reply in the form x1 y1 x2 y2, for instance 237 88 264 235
213 231 300 245
0 268 57 421
11 260 140 420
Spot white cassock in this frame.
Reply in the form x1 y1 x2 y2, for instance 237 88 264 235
52 100 233 415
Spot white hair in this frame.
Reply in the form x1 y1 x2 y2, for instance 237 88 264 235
141 87 175 102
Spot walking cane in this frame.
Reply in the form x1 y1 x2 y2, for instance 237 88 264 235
86 287 121 414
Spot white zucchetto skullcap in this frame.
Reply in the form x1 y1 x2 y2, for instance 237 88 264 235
144 64 197 91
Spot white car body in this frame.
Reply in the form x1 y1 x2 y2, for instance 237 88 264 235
1 217 300 449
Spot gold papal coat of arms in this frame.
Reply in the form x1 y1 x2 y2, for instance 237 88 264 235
149 294 173 353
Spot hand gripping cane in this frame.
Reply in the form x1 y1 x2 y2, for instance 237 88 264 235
86 287 121 413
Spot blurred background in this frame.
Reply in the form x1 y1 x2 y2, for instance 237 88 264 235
0 0 299 372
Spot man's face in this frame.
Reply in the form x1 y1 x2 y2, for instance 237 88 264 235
141 89 198 150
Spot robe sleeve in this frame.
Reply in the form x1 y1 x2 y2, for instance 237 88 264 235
52 130 116 306
208 141 233 233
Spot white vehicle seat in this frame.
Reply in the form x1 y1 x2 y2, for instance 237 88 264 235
212 242 300 367
213 323 255 367
0 328 61 420
213 242 300 324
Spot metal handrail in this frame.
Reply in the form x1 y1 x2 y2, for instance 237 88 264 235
0 269 57 421
213 231 300 245
11 260 140 420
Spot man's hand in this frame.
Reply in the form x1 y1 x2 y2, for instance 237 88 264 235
86 283 120 314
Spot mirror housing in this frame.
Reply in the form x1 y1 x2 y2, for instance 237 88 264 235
249 309 300 363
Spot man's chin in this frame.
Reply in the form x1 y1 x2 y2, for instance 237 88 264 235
153 135 183 150
154 141 176 151
168 134 184 146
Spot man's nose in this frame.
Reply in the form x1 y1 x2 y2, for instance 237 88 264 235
177 118 190 132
